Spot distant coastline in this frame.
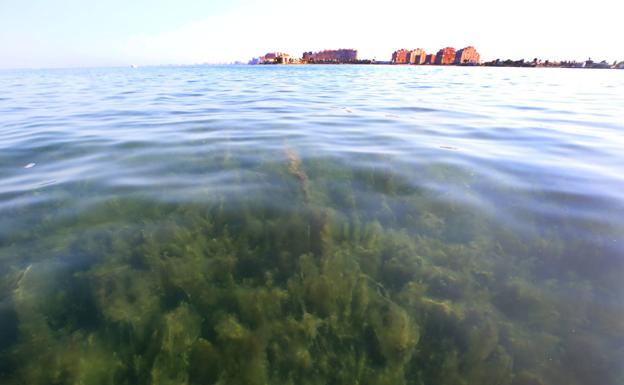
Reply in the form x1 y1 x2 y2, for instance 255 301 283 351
250 48 624 69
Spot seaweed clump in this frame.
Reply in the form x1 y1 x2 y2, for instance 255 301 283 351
0 150 622 385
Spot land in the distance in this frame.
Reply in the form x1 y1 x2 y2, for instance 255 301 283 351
249 47 624 69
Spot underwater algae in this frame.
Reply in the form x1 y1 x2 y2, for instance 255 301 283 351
0 149 622 385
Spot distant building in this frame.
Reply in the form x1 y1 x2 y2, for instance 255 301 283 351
424 54 436 64
585 58 610 69
276 53 290 64
435 47 456 65
391 49 410 64
407 48 427 64
264 53 278 62
303 49 358 63
255 52 291 64
455 46 480 65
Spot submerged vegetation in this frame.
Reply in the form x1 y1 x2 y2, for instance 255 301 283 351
0 148 622 385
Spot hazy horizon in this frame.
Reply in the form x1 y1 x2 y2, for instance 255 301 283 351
1 0 622 69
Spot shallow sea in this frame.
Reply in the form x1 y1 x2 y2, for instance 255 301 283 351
0 65 623 385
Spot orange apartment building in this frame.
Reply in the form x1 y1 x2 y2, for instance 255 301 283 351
392 46 480 66
391 49 410 64
435 47 457 65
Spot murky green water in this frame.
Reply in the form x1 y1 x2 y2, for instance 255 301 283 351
1 65 623 385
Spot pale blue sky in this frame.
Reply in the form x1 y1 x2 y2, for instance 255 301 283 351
1 0 621 68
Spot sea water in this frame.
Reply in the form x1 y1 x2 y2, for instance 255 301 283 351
0 65 623 385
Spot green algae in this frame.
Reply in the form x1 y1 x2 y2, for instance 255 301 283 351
0 150 622 385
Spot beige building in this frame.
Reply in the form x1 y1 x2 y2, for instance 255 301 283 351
455 46 481 65
407 48 427 64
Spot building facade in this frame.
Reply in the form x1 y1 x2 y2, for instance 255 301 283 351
391 49 410 64
407 48 427 64
435 47 457 65
455 46 481 65
256 52 292 64
393 46 481 65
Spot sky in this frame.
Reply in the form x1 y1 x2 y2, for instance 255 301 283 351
0 0 622 69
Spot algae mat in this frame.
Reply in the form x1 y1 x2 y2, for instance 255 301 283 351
0 149 622 385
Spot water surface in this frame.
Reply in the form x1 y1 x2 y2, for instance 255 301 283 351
1 65 623 385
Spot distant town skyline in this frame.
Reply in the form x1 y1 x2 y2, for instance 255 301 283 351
251 47 623 69
1 0 622 69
